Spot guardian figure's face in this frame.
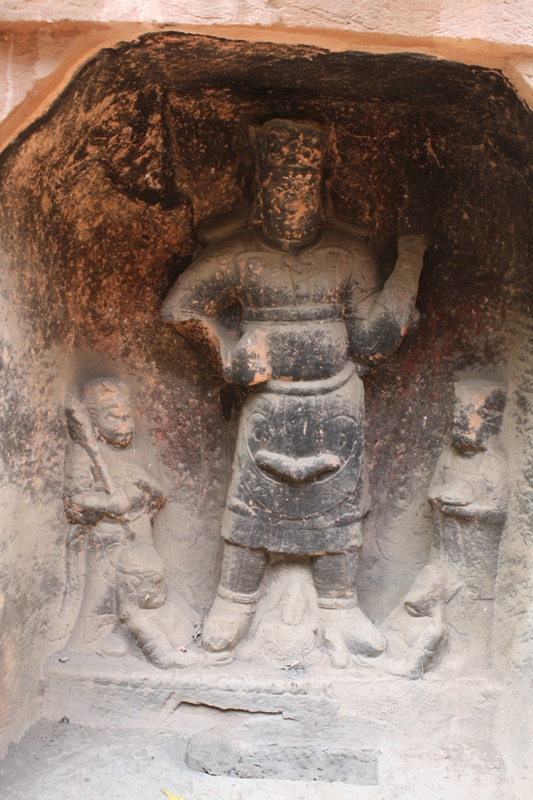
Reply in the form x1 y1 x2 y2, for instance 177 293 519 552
255 120 327 252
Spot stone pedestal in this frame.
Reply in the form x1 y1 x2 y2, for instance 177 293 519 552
42 650 501 788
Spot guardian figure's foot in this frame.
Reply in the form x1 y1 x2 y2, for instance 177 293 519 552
201 594 257 653
319 605 386 668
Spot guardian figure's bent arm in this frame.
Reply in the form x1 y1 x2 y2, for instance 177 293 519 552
161 239 239 378
345 235 427 360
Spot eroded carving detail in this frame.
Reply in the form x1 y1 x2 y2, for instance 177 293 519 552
162 119 427 665
378 564 452 679
116 544 199 668
255 578 317 666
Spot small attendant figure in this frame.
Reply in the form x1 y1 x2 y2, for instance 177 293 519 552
428 380 508 669
63 378 166 657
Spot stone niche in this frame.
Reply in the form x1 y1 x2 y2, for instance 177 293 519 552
1 31 533 799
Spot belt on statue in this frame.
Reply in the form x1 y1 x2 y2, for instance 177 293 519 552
252 360 355 397
243 303 342 323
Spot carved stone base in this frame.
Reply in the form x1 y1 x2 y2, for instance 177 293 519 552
42 652 500 756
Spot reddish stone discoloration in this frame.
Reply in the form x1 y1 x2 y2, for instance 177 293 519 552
236 330 272 386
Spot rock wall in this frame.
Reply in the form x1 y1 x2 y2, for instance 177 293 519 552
0 37 532 791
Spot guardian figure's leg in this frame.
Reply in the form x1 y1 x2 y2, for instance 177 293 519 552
202 542 268 652
311 541 386 668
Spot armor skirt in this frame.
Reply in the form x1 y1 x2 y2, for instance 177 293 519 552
222 361 368 555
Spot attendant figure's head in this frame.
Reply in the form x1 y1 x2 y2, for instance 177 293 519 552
452 380 506 455
252 119 328 252
116 544 167 620
83 378 134 448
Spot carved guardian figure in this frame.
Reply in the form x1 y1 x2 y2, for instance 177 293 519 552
162 119 427 664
